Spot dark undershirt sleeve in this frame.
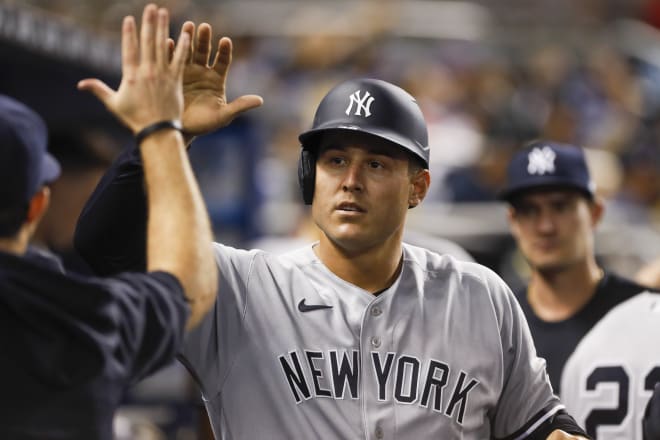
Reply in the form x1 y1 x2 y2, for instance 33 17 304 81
74 146 148 276
497 407 591 440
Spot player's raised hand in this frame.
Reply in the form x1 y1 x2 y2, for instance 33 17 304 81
78 4 190 134
174 21 263 140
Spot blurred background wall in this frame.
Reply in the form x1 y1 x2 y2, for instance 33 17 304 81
2 0 659 438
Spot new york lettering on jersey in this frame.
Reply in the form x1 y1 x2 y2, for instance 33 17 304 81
279 349 479 425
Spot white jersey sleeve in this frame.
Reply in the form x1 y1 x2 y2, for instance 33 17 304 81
486 271 563 438
456 254 562 439
181 243 260 398
560 292 660 440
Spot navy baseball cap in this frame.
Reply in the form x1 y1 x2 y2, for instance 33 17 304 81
0 95 60 208
499 140 596 202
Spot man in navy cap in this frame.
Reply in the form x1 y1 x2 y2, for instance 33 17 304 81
0 95 62 267
501 140 659 439
0 4 218 439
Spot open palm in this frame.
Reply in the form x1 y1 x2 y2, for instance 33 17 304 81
179 22 263 138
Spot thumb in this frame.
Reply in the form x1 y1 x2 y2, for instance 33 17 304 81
77 79 115 107
227 94 264 116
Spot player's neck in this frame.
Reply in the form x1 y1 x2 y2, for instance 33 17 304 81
315 236 403 294
527 259 603 322
0 229 29 256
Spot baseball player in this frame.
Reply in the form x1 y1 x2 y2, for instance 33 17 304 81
74 21 589 439
0 5 217 439
559 291 660 439
500 141 659 438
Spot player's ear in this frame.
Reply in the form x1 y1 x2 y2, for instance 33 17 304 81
408 168 430 208
589 195 604 227
25 187 50 225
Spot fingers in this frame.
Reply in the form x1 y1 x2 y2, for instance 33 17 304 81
139 4 158 65
227 94 264 115
171 30 191 79
181 21 195 64
193 23 212 66
167 38 175 63
121 16 139 78
155 7 170 68
212 37 232 77
77 79 115 106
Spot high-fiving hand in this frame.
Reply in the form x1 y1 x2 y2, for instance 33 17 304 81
174 22 264 141
78 4 190 135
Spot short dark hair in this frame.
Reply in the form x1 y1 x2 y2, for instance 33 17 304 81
0 204 28 238
408 153 427 175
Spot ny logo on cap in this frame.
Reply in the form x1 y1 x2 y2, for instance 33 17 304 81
527 146 556 175
346 90 374 117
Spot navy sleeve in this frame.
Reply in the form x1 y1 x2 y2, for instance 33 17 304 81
645 383 660 440
522 409 590 440
108 270 189 383
74 146 148 275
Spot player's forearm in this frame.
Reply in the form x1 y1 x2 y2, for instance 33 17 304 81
141 129 218 329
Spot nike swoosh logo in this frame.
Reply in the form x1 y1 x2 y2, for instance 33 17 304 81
298 298 333 312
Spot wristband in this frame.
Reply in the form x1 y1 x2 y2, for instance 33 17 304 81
135 120 183 145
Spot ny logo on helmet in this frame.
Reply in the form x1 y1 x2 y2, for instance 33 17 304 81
527 146 556 175
345 90 375 117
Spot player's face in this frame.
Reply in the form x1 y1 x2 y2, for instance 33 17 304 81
508 189 603 273
311 132 428 253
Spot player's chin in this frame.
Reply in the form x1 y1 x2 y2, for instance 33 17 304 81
531 258 572 274
333 224 369 239
329 224 374 246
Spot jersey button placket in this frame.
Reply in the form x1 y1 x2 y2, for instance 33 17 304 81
370 307 383 348
362 300 391 440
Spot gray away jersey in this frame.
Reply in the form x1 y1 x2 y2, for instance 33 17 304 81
181 242 562 439
560 292 660 439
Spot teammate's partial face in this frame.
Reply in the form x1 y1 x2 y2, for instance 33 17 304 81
507 189 603 273
311 131 429 253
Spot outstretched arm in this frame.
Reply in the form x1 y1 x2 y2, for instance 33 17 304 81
78 4 219 328
74 19 263 277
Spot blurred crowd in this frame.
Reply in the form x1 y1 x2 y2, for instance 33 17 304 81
7 0 660 246
204 6 660 260
179 2 660 235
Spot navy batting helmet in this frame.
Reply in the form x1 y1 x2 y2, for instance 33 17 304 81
297 78 429 205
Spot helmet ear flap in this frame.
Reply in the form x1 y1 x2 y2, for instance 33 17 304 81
298 148 316 205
